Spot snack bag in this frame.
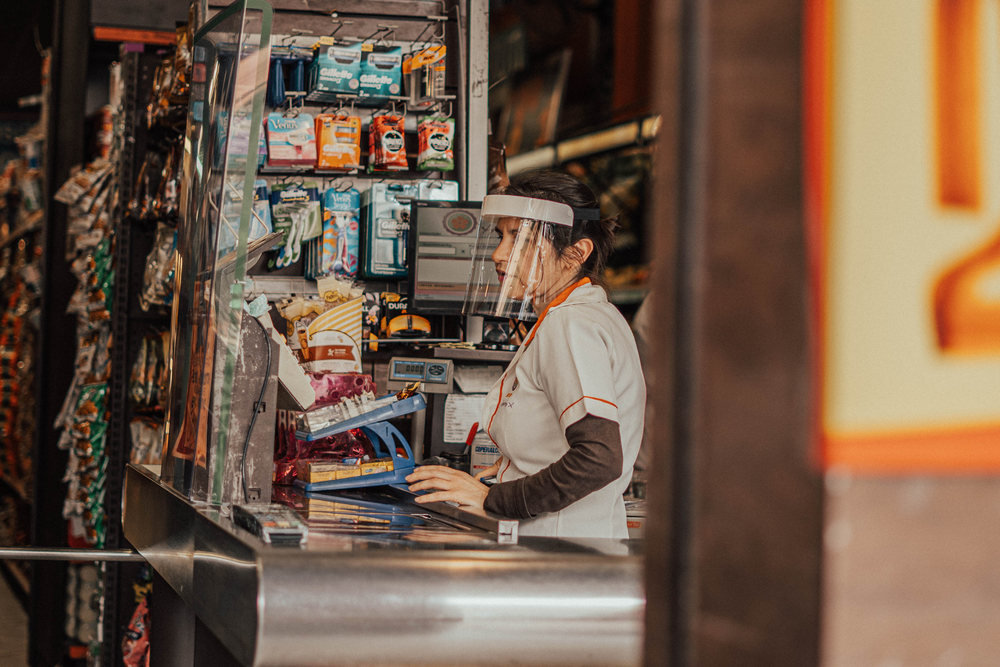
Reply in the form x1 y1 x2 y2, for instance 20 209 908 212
315 114 361 171
303 297 364 373
369 114 407 171
417 115 455 171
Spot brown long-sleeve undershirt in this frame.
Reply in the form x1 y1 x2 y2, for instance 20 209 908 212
483 414 623 520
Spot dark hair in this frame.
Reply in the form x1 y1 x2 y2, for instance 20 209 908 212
501 170 618 289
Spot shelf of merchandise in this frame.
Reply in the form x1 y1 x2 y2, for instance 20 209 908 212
608 287 650 306
506 114 662 176
97 1 487 660
101 50 171 666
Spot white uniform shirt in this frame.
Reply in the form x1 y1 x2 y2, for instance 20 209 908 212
482 280 645 538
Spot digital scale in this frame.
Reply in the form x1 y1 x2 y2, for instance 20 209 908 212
386 357 453 393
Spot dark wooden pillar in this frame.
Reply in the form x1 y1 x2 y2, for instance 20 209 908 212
643 0 824 665
30 0 90 665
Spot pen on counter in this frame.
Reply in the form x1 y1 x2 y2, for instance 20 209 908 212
463 422 480 454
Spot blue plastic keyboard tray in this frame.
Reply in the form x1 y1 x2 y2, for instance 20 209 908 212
295 393 426 442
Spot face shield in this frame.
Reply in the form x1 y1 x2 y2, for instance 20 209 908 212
463 194 584 322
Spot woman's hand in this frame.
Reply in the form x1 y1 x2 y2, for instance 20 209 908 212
406 465 488 510
473 458 501 481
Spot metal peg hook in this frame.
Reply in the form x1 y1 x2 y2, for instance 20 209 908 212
329 19 353 39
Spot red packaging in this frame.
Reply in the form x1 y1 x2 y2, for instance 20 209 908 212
308 372 376 407
369 114 408 171
121 598 150 667
273 410 376 484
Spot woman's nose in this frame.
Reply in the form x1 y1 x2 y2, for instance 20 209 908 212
492 237 510 265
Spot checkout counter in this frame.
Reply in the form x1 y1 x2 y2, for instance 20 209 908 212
124 463 644 667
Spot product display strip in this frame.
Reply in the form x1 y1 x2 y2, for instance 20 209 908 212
123 463 643 667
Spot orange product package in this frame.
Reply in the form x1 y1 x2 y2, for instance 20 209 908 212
369 114 408 171
315 114 362 171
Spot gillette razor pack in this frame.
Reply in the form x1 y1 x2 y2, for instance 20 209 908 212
359 45 403 101
360 180 459 278
308 42 362 102
361 182 417 279
270 181 322 269
218 179 274 254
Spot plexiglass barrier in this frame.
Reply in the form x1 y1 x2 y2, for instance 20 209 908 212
161 0 272 503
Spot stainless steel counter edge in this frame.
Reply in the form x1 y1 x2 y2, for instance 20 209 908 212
124 464 644 667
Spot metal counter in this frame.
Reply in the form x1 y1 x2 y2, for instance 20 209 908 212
123 463 644 667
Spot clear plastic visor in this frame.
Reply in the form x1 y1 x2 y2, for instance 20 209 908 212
463 197 579 322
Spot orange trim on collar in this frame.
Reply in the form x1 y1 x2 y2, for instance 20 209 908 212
522 277 591 349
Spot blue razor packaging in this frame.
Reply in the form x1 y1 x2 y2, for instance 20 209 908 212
360 182 419 278
358 45 402 101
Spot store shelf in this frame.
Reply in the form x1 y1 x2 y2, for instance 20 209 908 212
608 287 650 306
432 346 516 363
246 276 318 300
258 165 444 180
507 114 661 175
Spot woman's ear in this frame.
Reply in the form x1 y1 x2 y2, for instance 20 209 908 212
573 238 595 265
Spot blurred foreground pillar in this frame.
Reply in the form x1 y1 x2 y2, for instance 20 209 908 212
643 0 824 666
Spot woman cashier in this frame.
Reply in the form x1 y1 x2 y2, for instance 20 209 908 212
406 171 645 539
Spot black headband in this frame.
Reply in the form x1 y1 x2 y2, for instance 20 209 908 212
572 207 601 221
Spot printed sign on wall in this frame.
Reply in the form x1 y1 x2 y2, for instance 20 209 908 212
806 0 1000 470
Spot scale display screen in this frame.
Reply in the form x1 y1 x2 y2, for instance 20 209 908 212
392 361 427 380
389 358 451 384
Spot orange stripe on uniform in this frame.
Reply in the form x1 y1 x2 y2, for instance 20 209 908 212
522 277 591 349
558 396 618 422
486 377 505 446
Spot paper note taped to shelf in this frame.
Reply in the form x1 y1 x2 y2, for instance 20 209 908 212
453 365 503 394
443 393 487 442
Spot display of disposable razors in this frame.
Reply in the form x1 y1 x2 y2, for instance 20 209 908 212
270 181 322 269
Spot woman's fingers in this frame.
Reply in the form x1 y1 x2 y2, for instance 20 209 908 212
405 465 464 483
406 466 457 481
414 490 463 505
406 465 488 510
407 478 458 493
473 463 499 481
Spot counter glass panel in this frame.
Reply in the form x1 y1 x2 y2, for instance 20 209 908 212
160 0 272 503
